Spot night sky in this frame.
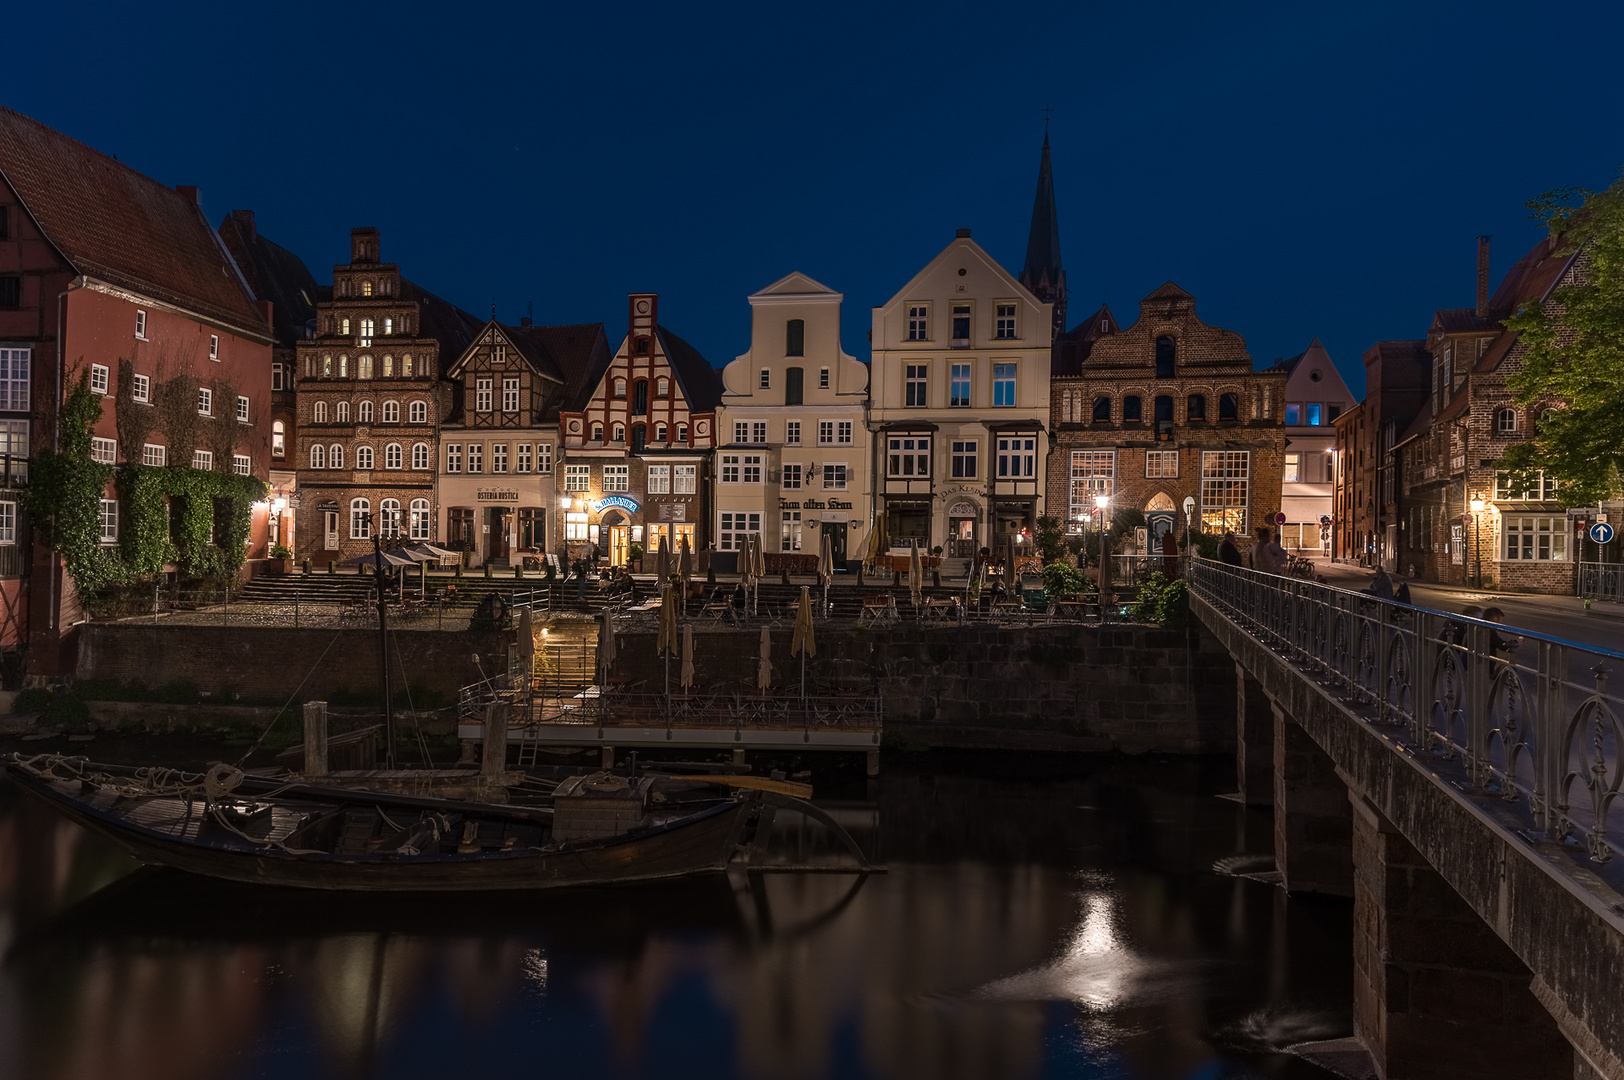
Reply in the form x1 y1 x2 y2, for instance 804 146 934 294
10 1 1624 397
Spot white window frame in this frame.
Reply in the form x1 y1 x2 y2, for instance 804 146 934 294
822 463 847 490
782 463 802 490
475 377 493 413
565 464 590 492
198 387 212 416
409 400 428 423
950 363 972 408
887 436 930 478
565 512 589 540
237 395 250 423
785 420 801 445
1494 470 1557 501
142 443 166 467
310 444 326 469
1200 450 1251 533
411 442 430 470
995 304 1017 340
759 368 771 390
537 444 553 474
782 510 802 551
1502 516 1568 561
718 511 761 551
466 444 482 473
193 449 214 471
503 376 520 412
350 498 371 540
992 363 1017 407
329 444 343 469
1069 450 1115 522
734 421 750 444
0 499 14 544
490 444 506 473
906 304 928 341
134 310 147 339
131 373 150 404
99 498 118 542
0 348 30 410
1145 450 1179 479
905 364 928 407
819 367 830 389
209 334 220 361
996 436 1035 478
673 464 697 494
647 464 671 494
752 421 767 444
336 401 351 424
233 454 251 476
409 499 432 541
818 420 835 445
381 400 399 424
90 364 109 395
385 443 403 470
603 464 629 492
355 445 374 470
445 444 461 473
357 400 373 424
516 444 531 473
91 437 116 464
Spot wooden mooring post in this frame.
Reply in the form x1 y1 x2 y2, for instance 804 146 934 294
302 701 329 778
481 702 509 776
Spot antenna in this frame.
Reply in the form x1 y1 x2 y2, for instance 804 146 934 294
1041 104 1053 127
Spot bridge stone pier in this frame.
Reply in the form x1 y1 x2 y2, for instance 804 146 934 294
1191 560 1624 1080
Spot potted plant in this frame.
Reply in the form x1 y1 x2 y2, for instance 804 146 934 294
627 542 643 572
268 544 294 574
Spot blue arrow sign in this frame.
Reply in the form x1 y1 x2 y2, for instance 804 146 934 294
1591 522 1615 544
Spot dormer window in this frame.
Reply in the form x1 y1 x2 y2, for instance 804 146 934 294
592 423 604 442
613 378 627 399
612 423 625 442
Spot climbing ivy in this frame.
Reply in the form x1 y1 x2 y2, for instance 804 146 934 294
23 373 118 595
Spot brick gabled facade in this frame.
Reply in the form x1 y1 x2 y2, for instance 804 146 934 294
1048 282 1285 549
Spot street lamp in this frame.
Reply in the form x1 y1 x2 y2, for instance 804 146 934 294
1094 494 1110 571
1468 496 1486 589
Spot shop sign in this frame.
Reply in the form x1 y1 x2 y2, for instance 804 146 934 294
477 489 520 502
801 499 851 510
657 502 686 521
593 495 640 514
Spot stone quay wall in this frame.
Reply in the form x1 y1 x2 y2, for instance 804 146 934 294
608 623 1236 754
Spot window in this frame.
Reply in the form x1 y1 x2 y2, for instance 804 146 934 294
785 420 801 445
516 444 531 473
1219 393 1238 420
951 363 972 407
233 454 251 476
951 304 971 346
359 319 374 345
1285 403 1300 425
143 443 166 467
1284 452 1300 483
1123 395 1142 423
0 420 24 479
633 338 649 356
675 424 688 444
355 446 374 470
818 420 835 445
718 512 761 551
734 421 750 444
822 463 847 489
409 400 427 423
1093 396 1112 422
782 511 802 551
613 378 627 399
647 464 670 493
385 443 402 469
996 437 1035 478
1305 403 1322 425
379 499 401 536
91 437 116 464
785 367 803 406
336 401 351 423
490 444 506 473
1069 451 1115 520
0 348 29 410
361 282 373 298
752 422 767 444
358 401 373 423
381 401 399 423
1155 335 1175 378
888 436 930 477
445 443 461 473
819 367 830 390
537 444 552 473
674 464 697 494
402 354 414 377
907 305 929 341
633 380 647 415
0 276 17 308
837 421 852 444
591 424 603 442
503 377 519 412
759 368 771 390
0 499 13 544
198 387 212 416
351 498 371 539
1145 450 1178 478
357 354 374 380
995 304 1017 339
313 401 328 424
905 364 928 407
209 335 219 362
656 377 669 398
612 424 625 443
338 354 349 378
655 424 667 443
1495 408 1519 435
383 318 393 336
786 319 804 357
1200 451 1250 533
782 463 802 489
1503 517 1567 561
310 444 326 469
410 499 431 540
1185 394 1205 421
272 363 287 391
951 440 977 478
329 444 343 469
1155 395 1174 424
721 454 762 483
565 464 590 492
412 442 430 470
466 444 482 473
475 378 492 412
1328 404 1342 422
135 310 147 339
193 450 214 471
603 464 629 492
99 498 118 542
1494 470 1558 501
237 396 250 423
565 512 588 540
90 364 109 395
339 318 350 336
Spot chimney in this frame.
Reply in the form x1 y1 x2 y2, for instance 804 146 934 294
1475 236 1491 318
258 299 274 330
175 185 200 204
955 228 972 239
232 209 256 240
520 316 532 328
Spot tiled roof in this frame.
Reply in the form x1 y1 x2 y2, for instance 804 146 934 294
518 323 610 420
655 326 724 412
399 279 483 377
1051 303 1115 377
217 212 321 349
0 106 268 338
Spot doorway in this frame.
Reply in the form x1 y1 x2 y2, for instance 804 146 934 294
602 511 628 566
821 521 847 566
949 516 976 558
323 511 339 551
486 508 510 562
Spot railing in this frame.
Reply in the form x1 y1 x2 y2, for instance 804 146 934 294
1189 558 1624 864
1579 562 1624 604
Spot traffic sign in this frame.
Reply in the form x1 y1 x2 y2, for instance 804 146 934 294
1274 512 1287 526
1319 514 1332 526
1592 522 1616 544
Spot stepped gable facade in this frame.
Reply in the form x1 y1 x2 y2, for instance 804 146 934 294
1047 281 1286 548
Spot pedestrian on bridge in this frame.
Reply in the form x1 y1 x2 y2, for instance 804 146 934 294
1219 531 1243 567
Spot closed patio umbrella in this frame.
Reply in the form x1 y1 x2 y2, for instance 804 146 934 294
596 608 617 687
678 534 693 594
680 624 695 690
655 533 671 584
656 584 678 700
909 538 923 608
791 586 816 699
739 533 756 617
817 529 834 615
751 531 766 616
758 626 772 692
517 605 535 687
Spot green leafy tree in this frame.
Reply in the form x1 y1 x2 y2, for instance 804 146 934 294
1034 515 1066 564
1502 175 1624 504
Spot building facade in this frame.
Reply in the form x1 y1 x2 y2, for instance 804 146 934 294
1274 338 1353 552
869 230 1053 560
717 273 870 570
1330 339 1430 569
557 294 721 566
292 228 480 565
1048 282 1287 549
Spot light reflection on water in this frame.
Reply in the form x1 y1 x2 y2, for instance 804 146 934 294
0 757 1350 1079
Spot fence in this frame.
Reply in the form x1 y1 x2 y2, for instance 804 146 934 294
1579 561 1624 603
1189 557 1624 865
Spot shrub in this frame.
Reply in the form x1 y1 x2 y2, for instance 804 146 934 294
270 544 293 560
1042 561 1090 599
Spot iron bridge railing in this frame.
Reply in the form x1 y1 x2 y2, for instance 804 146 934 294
1188 557 1624 865
1578 561 1624 604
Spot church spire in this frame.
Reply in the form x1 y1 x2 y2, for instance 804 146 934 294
1018 128 1066 339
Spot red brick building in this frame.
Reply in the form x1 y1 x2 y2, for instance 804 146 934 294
1330 340 1429 568
0 107 276 677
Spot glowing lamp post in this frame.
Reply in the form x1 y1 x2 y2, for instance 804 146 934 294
1468 496 1486 589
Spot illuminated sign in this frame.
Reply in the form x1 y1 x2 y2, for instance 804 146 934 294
593 495 641 514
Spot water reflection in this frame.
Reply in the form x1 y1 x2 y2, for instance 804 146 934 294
0 758 1349 1079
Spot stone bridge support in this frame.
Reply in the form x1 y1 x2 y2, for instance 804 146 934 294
1234 664 1273 806
1273 702 1352 896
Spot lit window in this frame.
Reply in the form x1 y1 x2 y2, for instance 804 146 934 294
1494 470 1558 501
382 355 393 377
782 510 802 551
90 364 109 395
272 422 285 457
718 511 761 551
1200 451 1250 533
565 464 590 492
1069 451 1115 521
1503 516 1567 561
358 354 373 379
565 512 588 540
409 499 431 540
603 464 629 492
0 499 14 544
142 443 166 467
1284 453 1300 483
0 348 30 410
1285 404 1301 425
402 354 414 377
1145 450 1179 479
359 318 374 344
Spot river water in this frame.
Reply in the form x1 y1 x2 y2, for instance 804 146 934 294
0 754 1352 1080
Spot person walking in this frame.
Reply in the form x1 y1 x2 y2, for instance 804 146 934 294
1367 566 1394 600
1219 531 1243 567
1480 606 1522 658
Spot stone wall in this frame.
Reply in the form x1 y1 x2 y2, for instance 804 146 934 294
607 622 1236 754
76 624 509 704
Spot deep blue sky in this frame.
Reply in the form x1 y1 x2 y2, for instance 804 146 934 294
11 1 1624 398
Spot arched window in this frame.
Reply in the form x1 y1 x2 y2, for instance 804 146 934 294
382 355 394 377
676 423 688 443
361 281 374 297
1495 408 1519 434
338 354 349 378
411 442 430 470
350 498 370 539
409 499 431 540
1219 392 1239 420
1092 396 1112 422
1123 395 1142 422
634 337 649 356
612 423 625 443
359 318 375 342
310 444 326 469
592 423 604 442
1155 336 1176 378
1155 395 1174 423
355 445 374 470
385 443 402 469
358 401 374 424
656 377 669 398
382 401 400 423
330 444 344 469
313 401 328 423
383 318 393 336
631 424 646 453
656 423 668 442
272 421 285 458
335 401 350 423
786 318 805 357
380 498 400 536
358 355 374 380
1187 394 1206 420
402 354 414 377
409 400 427 423
340 318 351 336
322 354 333 377
613 378 627 399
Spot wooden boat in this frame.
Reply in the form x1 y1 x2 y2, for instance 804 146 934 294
2 753 779 892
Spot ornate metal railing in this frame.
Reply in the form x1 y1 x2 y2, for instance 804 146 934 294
1578 561 1624 604
1189 558 1624 865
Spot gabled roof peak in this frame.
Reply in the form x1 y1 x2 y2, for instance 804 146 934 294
1143 281 1192 301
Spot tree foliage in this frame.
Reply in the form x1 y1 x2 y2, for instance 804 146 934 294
1502 174 1624 504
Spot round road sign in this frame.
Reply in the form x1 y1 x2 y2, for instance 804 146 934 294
1274 512 1287 526
1592 522 1616 544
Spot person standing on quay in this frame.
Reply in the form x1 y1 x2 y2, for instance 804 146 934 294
1219 531 1243 567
